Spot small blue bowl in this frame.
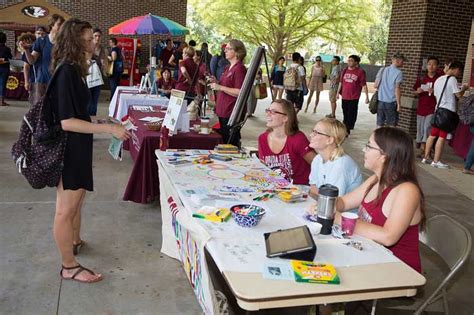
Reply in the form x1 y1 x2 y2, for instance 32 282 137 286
230 204 266 227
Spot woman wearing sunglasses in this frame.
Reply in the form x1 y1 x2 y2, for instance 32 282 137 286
308 118 362 206
258 99 316 184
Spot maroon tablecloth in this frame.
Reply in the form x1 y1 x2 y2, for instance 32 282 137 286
449 122 473 159
123 108 223 203
5 72 29 101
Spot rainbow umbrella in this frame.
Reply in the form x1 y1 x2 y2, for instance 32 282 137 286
109 13 189 61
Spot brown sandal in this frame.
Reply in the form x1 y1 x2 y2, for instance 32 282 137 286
60 264 103 283
73 240 85 255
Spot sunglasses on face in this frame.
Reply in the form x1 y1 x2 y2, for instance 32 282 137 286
265 108 287 116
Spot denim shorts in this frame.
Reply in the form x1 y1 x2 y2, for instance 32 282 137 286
377 101 399 126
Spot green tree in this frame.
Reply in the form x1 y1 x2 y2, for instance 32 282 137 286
362 0 391 65
190 0 373 63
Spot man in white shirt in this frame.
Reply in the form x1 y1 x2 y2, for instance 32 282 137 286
422 61 469 168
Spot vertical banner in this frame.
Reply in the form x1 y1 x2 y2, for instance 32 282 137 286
117 38 141 86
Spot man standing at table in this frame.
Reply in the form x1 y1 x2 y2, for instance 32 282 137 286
20 14 64 103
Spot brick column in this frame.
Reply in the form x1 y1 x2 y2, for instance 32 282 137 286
386 0 473 137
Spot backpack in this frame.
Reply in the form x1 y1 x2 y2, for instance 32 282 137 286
11 64 67 189
283 66 301 91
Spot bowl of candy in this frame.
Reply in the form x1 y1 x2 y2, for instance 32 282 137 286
230 204 266 227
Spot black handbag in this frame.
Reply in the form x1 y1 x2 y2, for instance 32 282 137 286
369 67 385 115
432 76 459 133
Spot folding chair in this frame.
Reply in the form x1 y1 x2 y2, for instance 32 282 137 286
414 215 472 314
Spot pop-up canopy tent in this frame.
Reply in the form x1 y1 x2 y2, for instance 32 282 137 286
0 0 71 31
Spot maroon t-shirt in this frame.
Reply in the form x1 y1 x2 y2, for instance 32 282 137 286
340 67 367 100
157 78 176 92
258 131 313 185
175 58 198 93
215 61 246 118
160 47 174 69
413 74 439 116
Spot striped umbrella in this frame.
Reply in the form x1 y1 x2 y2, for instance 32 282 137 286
109 13 189 61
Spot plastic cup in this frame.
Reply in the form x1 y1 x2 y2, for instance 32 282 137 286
341 212 358 236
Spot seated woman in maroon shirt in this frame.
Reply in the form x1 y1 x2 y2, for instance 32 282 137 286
258 99 316 185
175 46 197 101
335 126 425 274
156 68 175 98
209 39 247 146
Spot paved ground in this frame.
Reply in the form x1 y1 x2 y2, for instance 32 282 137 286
0 91 473 315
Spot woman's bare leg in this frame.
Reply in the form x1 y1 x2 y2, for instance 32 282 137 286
72 191 86 245
313 91 321 113
305 90 314 112
55 180 101 282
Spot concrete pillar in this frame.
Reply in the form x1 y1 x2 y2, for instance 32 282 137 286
386 0 473 136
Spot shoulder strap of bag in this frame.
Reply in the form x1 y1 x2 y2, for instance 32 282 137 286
435 75 452 110
378 67 385 87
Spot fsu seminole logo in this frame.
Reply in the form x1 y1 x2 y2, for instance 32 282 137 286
21 6 49 18
6 76 19 90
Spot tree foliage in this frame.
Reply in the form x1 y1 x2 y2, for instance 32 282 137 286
189 0 373 63
361 0 391 65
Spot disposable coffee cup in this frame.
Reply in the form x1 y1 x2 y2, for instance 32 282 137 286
341 212 358 236
200 127 209 134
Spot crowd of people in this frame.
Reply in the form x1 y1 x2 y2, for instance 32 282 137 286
0 13 471 303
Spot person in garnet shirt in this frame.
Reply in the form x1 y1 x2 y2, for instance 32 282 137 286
209 39 247 146
413 56 440 157
258 99 316 185
175 46 198 102
156 68 175 98
337 55 369 135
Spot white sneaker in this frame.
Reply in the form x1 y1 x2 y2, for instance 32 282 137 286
421 158 431 164
431 161 449 169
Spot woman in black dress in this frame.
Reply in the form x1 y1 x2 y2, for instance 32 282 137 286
50 19 130 283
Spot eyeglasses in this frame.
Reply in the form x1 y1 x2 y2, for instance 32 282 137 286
363 142 384 153
311 129 330 137
316 59 322 62
224 46 234 51
265 108 287 116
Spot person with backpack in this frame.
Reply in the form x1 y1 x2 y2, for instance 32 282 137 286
284 52 307 113
47 19 130 283
20 14 65 104
422 61 469 168
337 55 369 136
270 56 286 100
108 37 124 99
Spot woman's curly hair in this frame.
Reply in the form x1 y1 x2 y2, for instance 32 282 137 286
50 18 92 77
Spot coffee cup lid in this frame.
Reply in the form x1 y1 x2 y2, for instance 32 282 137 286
319 184 339 197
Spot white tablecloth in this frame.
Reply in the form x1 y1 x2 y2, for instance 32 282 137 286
108 86 168 120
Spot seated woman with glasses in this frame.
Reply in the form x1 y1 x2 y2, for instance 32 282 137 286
335 127 425 273
258 99 316 185
308 118 362 209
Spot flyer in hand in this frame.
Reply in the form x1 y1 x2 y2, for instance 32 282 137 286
291 260 340 284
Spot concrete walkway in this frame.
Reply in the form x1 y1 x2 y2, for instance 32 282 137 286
0 91 473 314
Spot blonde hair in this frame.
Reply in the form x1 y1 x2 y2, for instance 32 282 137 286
316 118 347 161
183 46 195 58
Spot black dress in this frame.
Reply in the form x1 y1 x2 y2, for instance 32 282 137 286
50 63 93 191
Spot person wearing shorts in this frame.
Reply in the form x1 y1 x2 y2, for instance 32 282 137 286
327 56 342 118
285 52 306 113
422 61 469 168
413 56 439 156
